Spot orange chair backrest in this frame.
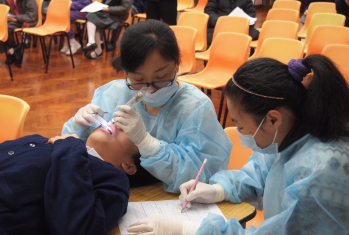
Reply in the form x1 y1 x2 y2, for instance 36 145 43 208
253 20 299 57
35 0 44 27
204 32 251 78
170 26 197 74
298 2 336 37
125 8 133 25
224 127 253 170
304 13 346 51
0 95 30 143
266 8 299 23
178 0 195 10
322 44 349 83
177 12 209 51
305 25 349 57
257 38 304 64
212 16 250 41
0 5 10 42
188 0 208 12
272 0 301 11
44 0 72 32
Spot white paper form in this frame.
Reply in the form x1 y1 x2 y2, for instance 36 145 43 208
80 1 109 13
228 7 257 25
118 200 226 234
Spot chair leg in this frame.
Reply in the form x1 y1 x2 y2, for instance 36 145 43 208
65 33 75 69
45 35 55 73
33 35 38 47
39 36 47 64
207 89 212 95
222 104 228 128
2 44 13 81
217 91 225 122
18 33 27 67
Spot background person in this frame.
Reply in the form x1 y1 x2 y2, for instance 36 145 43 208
128 55 349 234
62 20 232 193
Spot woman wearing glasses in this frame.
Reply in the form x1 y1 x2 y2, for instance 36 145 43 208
62 20 232 193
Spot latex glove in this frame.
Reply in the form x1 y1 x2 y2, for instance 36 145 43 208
179 180 226 208
127 215 200 235
114 105 160 156
72 104 105 128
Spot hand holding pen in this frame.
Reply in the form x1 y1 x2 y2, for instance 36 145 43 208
179 159 226 211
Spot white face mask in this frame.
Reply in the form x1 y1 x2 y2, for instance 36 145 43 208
236 117 279 154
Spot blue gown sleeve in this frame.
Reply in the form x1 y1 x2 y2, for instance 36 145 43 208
44 137 129 235
140 99 232 193
209 151 276 210
196 145 349 234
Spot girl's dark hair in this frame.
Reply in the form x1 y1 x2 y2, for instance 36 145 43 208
111 20 180 72
224 55 349 145
126 152 160 187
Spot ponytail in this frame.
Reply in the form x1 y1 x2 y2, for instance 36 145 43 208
301 55 349 141
224 55 349 144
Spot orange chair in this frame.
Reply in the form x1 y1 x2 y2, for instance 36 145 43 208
303 13 346 54
177 0 195 11
305 25 349 57
224 127 264 228
322 44 349 83
249 20 299 59
195 16 249 62
0 95 30 143
185 0 208 12
177 12 209 51
170 26 197 74
23 0 74 73
298 2 336 39
132 13 146 24
0 5 13 81
266 8 299 23
254 38 304 64
178 33 252 127
272 0 301 11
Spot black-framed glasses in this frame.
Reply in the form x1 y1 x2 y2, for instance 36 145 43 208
124 70 177 90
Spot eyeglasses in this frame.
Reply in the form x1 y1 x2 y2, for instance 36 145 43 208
124 70 177 90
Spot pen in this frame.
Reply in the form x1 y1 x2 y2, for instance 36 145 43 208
181 158 207 213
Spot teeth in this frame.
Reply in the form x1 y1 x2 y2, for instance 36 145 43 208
107 127 112 134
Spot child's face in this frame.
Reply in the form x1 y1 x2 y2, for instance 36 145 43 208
86 123 139 174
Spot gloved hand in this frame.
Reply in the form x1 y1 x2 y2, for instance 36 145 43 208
179 180 226 208
127 215 200 235
73 104 105 128
114 105 160 156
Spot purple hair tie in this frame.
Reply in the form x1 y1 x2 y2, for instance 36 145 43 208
287 59 311 82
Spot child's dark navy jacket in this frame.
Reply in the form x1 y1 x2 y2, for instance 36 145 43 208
0 135 129 235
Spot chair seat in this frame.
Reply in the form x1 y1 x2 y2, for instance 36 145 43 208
23 25 68 36
177 4 191 11
250 40 258 48
14 28 22 32
298 31 306 38
134 13 146 19
74 19 86 23
195 50 210 60
178 71 232 89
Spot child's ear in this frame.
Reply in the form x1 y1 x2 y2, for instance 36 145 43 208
121 163 137 175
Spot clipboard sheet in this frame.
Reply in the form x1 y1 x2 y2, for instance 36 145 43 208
118 200 226 234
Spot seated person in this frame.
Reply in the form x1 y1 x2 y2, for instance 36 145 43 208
204 0 259 47
0 0 37 67
60 0 92 55
0 123 155 234
336 0 349 27
82 0 132 59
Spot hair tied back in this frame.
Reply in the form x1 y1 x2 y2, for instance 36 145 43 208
288 59 311 82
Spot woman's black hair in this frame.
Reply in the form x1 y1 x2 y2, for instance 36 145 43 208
111 19 180 72
224 55 349 147
126 152 160 187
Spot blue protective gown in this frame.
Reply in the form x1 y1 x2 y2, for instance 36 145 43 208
195 134 349 234
62 79 232 193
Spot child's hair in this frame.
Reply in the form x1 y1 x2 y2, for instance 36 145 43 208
111 19 180 73
224 55 349 143
126 152 160 187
